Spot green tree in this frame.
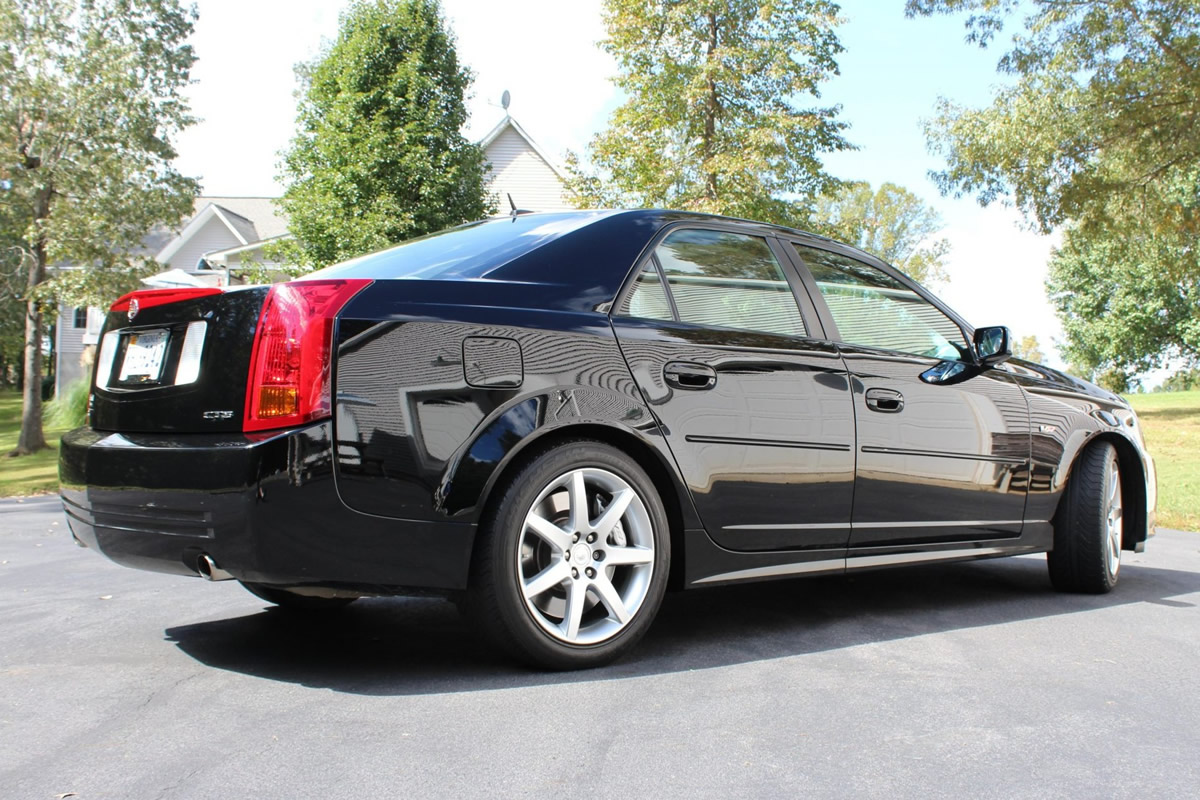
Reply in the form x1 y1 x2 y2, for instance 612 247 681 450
907 0 1200 378
908 0 1200 234
1046 223 1198 376
0 209 29 387
1012 334 1045 363
278 0 492 270
811 181 950 285
1159 368 1200 392
1096 367 1137 395
568 0 852 227
0 289 25 388
0 0 199 455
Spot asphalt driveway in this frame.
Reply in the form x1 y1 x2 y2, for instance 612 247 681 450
2 494 1198 798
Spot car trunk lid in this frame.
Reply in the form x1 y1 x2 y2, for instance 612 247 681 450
89 280 372 435
89 286 270 434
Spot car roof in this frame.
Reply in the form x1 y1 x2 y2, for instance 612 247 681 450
312 208 885 313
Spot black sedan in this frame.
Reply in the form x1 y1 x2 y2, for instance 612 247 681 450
60 210 1157 669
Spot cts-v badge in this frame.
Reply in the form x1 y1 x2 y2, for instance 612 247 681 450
202 410 234 420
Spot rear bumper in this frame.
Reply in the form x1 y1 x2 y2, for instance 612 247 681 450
59 422 475 592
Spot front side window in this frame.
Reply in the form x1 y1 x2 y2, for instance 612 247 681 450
619 229 807 338
794 245 967 360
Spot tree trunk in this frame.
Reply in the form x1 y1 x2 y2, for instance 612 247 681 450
703 13 719 202
14 294 48 455
12 189 51 457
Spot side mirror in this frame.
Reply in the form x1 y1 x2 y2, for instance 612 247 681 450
973 326 1012 367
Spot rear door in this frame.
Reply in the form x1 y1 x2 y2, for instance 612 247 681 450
785 242 1031 549
610 225 856 554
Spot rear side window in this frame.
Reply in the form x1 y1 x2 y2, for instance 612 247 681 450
619 229 807 338
620 263 674 321
794 245 967 360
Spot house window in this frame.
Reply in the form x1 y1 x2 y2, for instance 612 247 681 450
73 307 88 328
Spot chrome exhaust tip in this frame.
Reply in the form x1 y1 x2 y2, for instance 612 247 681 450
197 554 234 581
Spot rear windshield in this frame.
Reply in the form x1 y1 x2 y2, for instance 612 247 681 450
303 211 616 281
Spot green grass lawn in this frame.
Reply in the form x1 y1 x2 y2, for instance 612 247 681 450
1128 390 1200 532
0 389 73 496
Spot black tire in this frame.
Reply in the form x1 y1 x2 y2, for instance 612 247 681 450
466 440 671 670
1047 441 1123 594
240 581 358 611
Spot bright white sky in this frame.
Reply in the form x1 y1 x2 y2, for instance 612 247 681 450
173 0 1068 366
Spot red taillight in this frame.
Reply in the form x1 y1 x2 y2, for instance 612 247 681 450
243 279 370 432
110 287 223 312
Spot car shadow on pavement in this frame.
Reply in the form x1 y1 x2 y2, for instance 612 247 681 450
164 555 1200 695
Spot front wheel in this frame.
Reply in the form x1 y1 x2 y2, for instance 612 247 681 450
467 440 670 670
1047 442 1123 594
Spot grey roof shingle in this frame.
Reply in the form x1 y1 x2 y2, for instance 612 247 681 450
193 196 290 241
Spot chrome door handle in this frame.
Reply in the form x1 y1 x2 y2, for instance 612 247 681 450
865 387 904 413
664 361 717 390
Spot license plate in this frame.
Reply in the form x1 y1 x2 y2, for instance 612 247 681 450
119 329 169 382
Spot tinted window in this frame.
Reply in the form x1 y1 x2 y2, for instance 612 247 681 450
795 245 967 359
618 263 674 320
636 229 806 337
306 211 616 281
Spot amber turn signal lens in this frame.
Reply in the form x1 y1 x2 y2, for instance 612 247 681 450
256 386 299 418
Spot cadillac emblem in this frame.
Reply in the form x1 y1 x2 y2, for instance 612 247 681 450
128 297 139 321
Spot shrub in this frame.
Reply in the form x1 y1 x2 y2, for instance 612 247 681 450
46 378 89 429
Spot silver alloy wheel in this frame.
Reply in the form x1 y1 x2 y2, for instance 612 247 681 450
1105 457 1123 580
517 467 655 645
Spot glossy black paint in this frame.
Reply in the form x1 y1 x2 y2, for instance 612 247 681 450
60 209 1155 599
329 301 686 526
90 287 268 434
60 422 474 591
611 316 855 553
1002 358 1155 547
837 344 1031 548
311 210 682 312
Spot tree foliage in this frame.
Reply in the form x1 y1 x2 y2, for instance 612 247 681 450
1157 367 1200 392
1046 223 1198 377
568 0 852 227
810 181 950 285
908 0 1200 235
0 0 199 454
278 0 492 270
909 0 1200 379
1012 334 1045 363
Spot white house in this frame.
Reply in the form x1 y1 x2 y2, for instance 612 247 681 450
478 114 573 213
53 113 571 395
155 196 292 282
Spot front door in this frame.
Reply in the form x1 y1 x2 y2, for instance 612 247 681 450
610 226 856 554
787 242 1031 549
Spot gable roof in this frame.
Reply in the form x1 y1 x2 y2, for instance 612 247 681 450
478 115 567 181
192 196 289 240
155 196 289 265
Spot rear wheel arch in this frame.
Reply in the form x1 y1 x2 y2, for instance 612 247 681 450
466 423 690 592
